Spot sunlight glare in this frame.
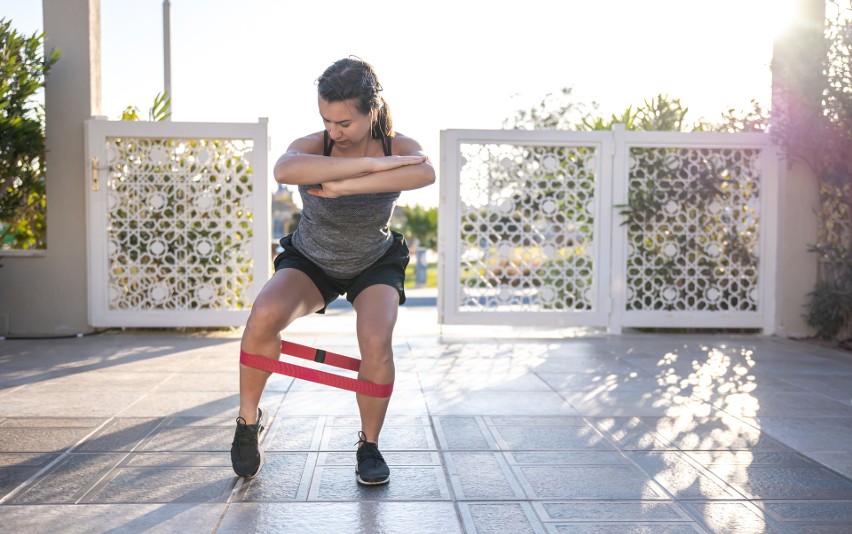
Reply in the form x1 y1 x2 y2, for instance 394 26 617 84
766 0 798 39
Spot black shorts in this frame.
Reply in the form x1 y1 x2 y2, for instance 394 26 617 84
273 231 410 313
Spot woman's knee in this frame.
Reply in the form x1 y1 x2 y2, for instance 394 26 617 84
358 330 393 362
245 299 288 337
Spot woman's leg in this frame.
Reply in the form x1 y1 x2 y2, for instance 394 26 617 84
239 268 325 423
352 284 400 444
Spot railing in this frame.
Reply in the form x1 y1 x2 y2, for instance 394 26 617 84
439 125 778 333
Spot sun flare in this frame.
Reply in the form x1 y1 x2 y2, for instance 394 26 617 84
765 0 799 39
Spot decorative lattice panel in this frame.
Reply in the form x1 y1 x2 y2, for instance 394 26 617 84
104 137 256 311
457 143 598 312
624 147 762 312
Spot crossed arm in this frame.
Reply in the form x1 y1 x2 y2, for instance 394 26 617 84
273 133 436 198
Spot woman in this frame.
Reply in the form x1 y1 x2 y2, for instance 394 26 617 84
231 57 435 485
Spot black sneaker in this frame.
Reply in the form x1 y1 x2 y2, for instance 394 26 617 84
230 407 265 478
355 431 390 485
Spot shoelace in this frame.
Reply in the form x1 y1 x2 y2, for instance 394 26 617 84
355 431 385 462
232 416 260 447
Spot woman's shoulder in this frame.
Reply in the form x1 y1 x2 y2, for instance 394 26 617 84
389 132 425 156
286 131 326 155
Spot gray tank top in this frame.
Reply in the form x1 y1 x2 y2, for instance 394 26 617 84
290 132 400 278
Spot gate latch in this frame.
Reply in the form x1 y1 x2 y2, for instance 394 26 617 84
91 157 100 191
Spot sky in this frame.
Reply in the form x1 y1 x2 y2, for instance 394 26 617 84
2 0 796 207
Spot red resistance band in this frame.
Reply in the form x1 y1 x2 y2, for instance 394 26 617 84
240 340 394 398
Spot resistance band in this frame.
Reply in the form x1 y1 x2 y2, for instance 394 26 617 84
240 340 393 398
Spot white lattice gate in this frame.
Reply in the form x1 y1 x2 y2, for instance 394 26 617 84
439 130 614 327
439 126 778 333
84 118 269 327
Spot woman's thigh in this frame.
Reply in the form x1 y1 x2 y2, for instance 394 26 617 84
353 284 399 352
247 268 326 333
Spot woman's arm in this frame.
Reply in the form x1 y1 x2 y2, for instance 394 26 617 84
307 135 436 198
273 133 427 186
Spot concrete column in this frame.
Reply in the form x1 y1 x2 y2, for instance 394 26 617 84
771 0 824 337
775 161 820 337
0 0 100 336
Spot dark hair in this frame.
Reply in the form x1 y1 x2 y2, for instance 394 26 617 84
316 57 394 139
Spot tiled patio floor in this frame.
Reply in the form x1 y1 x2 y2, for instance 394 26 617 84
1 301 851 533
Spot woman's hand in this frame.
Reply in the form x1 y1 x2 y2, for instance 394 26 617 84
370 155 428 173
307 180 347 199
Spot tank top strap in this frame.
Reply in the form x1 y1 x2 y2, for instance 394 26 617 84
323 130 334 156
382 135 392 156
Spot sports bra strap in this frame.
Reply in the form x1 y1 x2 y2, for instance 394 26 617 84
322 130 392 157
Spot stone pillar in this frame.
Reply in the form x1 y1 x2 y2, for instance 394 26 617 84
771 0 825 337
775 161 820 337
0 0 100 336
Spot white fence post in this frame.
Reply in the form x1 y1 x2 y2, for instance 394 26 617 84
608 124 628 335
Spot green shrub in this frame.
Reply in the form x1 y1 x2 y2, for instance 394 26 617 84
806 280 852 339
0 18 60 250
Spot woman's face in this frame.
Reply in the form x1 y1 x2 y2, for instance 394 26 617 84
318 97 373 147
